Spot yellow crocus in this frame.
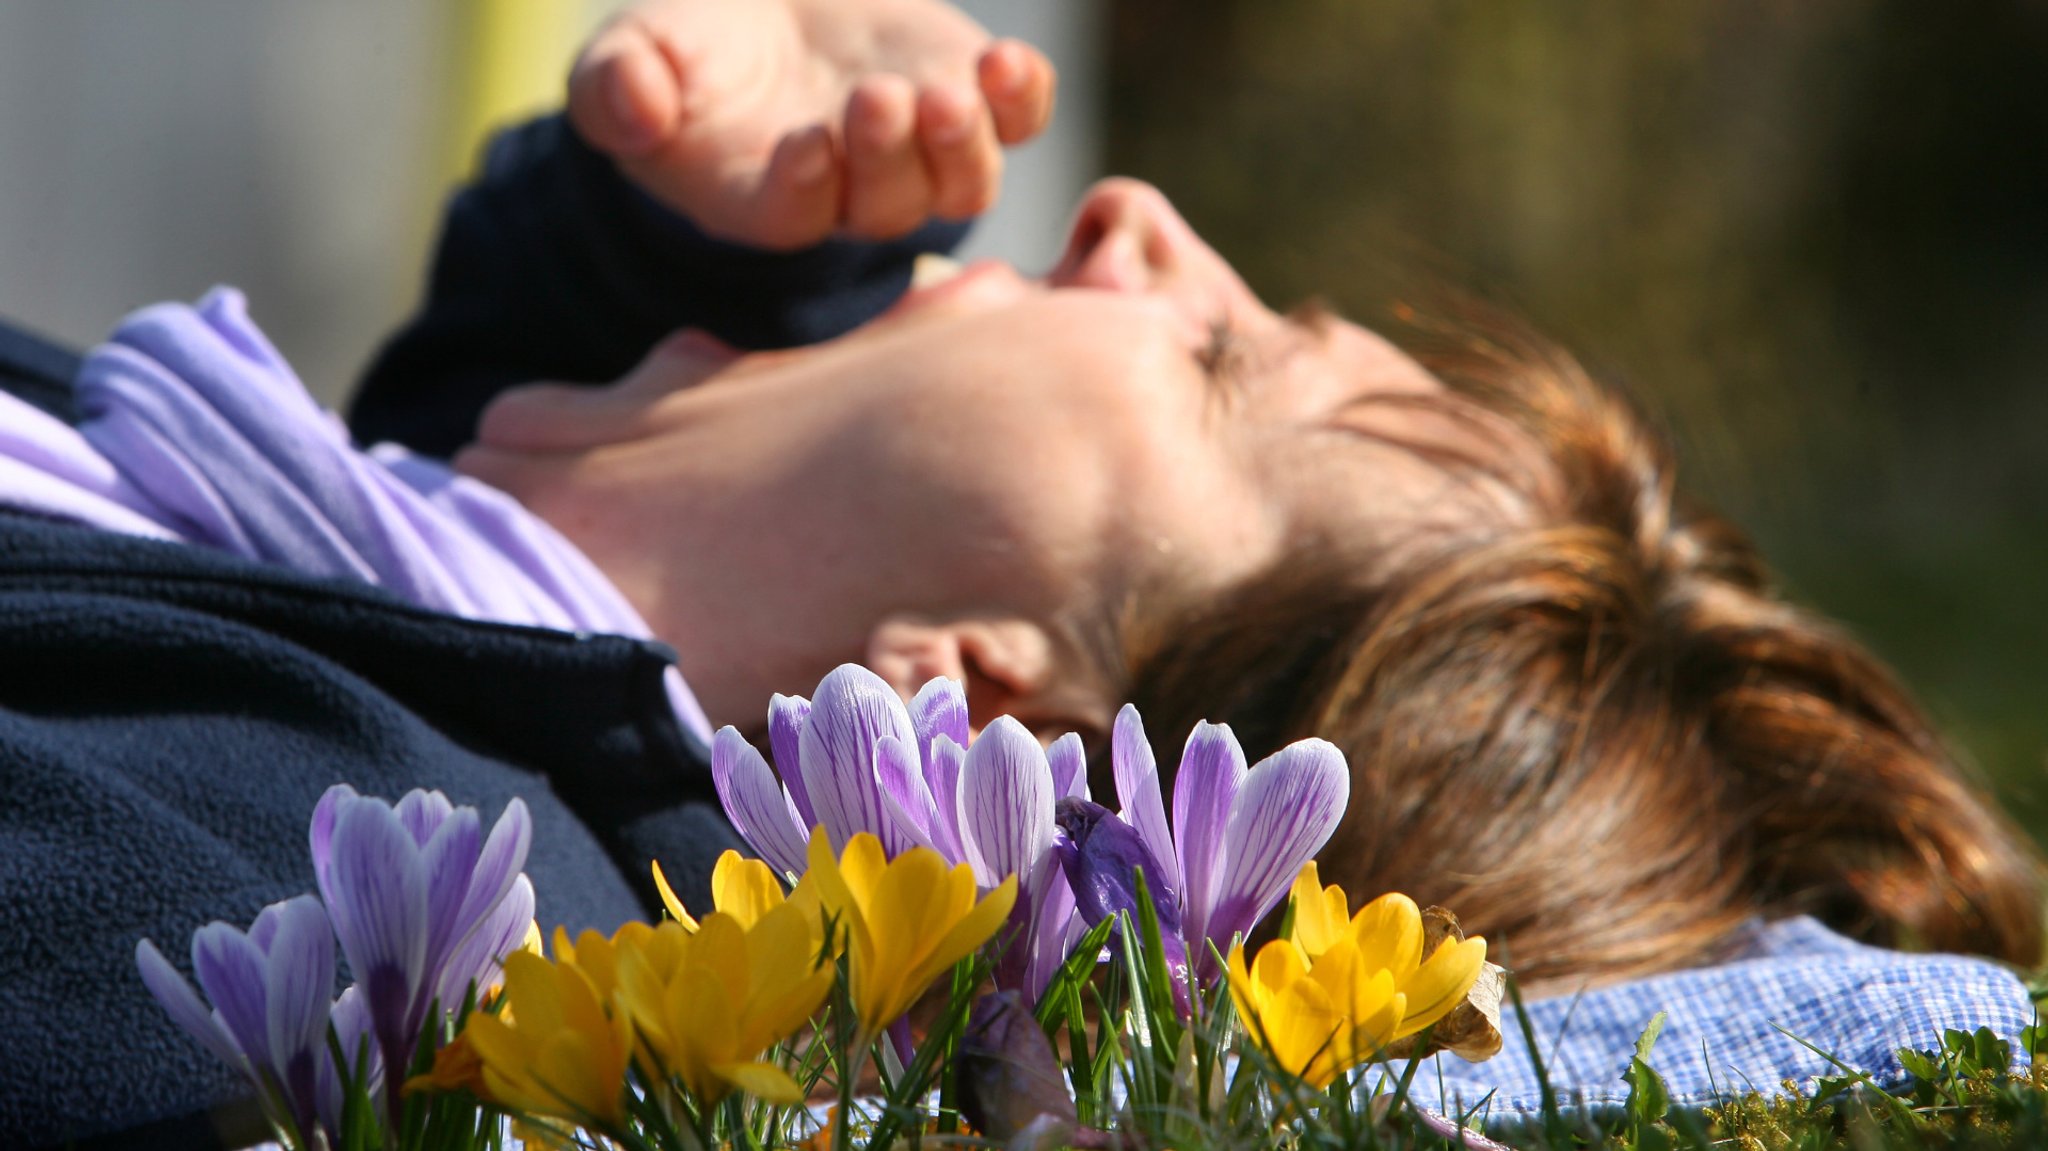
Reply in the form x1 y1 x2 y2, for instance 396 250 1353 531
803 830 1017 1040
1227 863 1486 1089
613 904 833 1105
653 849 814 931
463 949 632 1128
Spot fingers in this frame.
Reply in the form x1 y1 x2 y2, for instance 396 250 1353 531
918 81 1002 220
844 75 933 239
568 15 682 157
978 39 1056 146
743 124 842 251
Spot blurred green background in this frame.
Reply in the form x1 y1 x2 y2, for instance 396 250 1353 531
1106 0 2048 843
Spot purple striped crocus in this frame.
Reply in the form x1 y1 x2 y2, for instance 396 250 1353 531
1056 704 1350 999
136 895 336 1145
710 663 1086 997
308 786 532 1123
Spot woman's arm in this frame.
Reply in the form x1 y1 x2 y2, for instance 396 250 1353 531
349 0 1056 459
349 115 966 458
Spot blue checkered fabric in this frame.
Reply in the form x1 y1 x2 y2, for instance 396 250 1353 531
1407 917 2039 1123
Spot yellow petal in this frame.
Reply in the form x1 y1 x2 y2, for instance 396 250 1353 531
612 940 676 1058
851 848 951 1030
716 1061 807 1105
919 868 1013 973
837 833 889 912
711 850 786 929
1348 892 1424 977
651 860 700 931
1286 863 1342 956
666 952 742 1102
561 929 621 1000
917 869 1013 983
742 900 832 1042
806 831 875 965
1393 936 1488 1040
500 950 565 1034
1225 939 1262 1025
1250 933 1310 994
1345 988 1406 1067
1265 967 1342 1084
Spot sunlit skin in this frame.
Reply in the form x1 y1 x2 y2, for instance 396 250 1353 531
454 0 1539 735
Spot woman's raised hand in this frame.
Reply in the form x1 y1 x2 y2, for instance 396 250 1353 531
567 0 1056 250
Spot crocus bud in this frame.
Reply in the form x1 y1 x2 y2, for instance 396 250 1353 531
958 991 1076 1144
1053 798 1192 1011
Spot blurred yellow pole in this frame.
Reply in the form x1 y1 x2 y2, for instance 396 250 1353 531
441 0 609 186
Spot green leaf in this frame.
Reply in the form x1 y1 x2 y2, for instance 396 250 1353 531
1128 865 1185 1056
1033 915 1115 1033
1972 1025 2012 1075
1624 1056 1671 1127
1898 1047 1944 1084
1634 1010 1669 1063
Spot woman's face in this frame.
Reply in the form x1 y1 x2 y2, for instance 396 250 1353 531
459 179 1528 722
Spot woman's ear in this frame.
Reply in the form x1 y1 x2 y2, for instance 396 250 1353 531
865 614 1114 741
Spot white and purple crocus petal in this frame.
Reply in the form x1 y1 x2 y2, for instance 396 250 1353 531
1047 732 1089 802
434 873 535 1015
312 786 533 1073
767 692 819 829
919 733 967 859
1168 721 1248 952
910 676 973 859
148 895 335 1140
1019 861 1080 998
874 732 946 854
441 797 530 979
1111 705 1180 887
316 791 430 1084
955 716 1056 889
911 676 971 753
136 937 250 1076
799 664 924 853
1198 738 1349 974
712 726 814 876
412 802 483 1007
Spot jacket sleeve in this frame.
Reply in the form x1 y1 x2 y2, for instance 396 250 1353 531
349 114 972 458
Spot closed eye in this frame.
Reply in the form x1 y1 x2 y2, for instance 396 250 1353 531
1195 314 1250 394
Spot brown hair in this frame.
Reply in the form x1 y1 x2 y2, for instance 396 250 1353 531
1118 306 2044 989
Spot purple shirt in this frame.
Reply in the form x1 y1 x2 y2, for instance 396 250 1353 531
0 287 713 748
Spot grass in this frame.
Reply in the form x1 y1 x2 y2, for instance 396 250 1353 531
1345 978 2048 1151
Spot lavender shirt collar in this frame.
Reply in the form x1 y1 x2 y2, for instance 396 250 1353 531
0 287 713 749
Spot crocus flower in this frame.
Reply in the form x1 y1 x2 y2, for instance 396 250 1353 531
710 665 1080 996
463 949 634 1128
309 785 533 1118
136 895 336 1145
651 849 812 931
612 905 834 1105
804 830 1018 1041
1072 705 1348 983
1226 864 1487 1088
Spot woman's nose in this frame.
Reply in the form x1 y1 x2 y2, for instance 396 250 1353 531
1049 178 1258 316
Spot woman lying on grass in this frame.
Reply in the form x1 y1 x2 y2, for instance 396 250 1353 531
0 0 2038 1144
